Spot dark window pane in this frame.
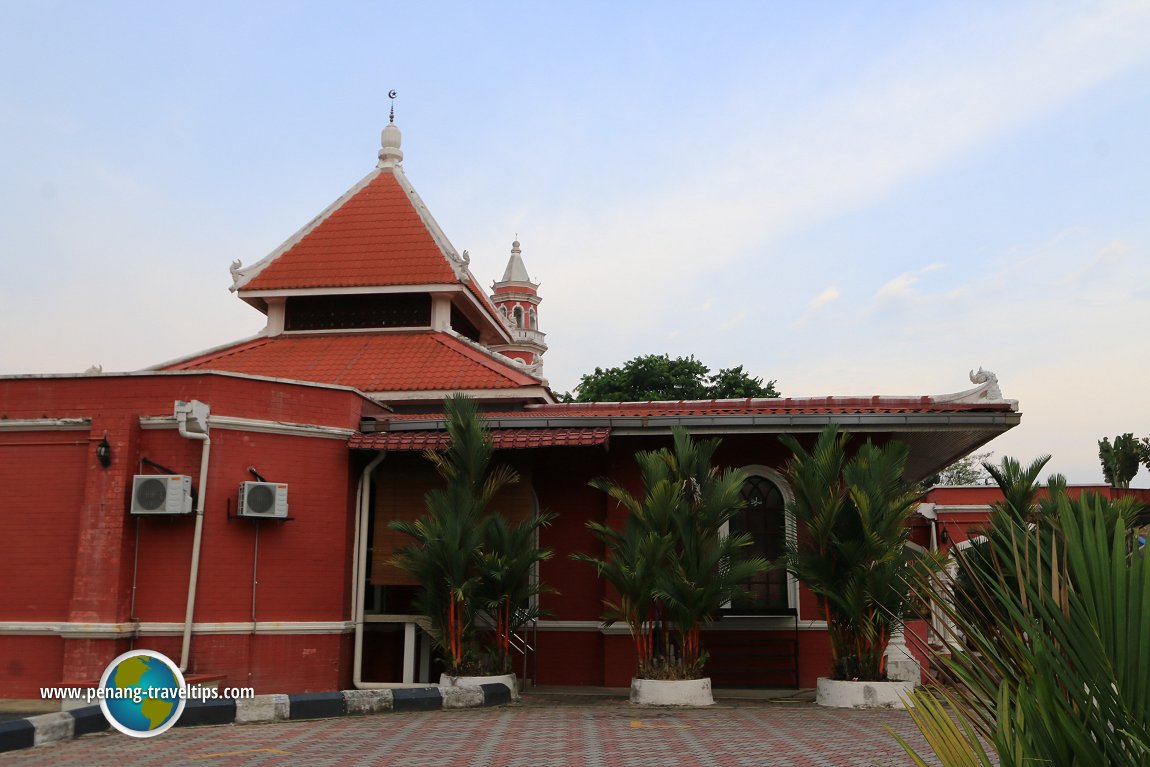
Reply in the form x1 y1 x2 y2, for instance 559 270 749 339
285 294 431 331
450 304 480 342
729 476 788 610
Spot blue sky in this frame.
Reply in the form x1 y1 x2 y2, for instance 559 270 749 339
2 2 1148 483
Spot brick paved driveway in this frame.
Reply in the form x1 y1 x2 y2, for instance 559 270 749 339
0 696 937 766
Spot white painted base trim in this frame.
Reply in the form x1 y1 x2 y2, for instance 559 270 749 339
139 415 354 440
439 672 518 700
0 418 90 432
630 677 714 706
815 677 916 709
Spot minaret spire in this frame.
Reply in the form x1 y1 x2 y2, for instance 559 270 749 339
490 238 547 373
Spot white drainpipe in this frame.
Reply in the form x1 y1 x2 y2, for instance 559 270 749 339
352 451 389 689
175 400 211 673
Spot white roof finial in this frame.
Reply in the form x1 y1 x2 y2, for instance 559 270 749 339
378 89 403 168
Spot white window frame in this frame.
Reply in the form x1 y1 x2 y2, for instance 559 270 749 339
720 465 800 617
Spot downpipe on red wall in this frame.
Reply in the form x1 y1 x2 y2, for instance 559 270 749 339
175 400 211 673
352 451 387 689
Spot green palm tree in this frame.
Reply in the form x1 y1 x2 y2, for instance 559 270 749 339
576 427 768 678
655 428 768 673
982 454 1050 523
780 424 926 681
389 394 518 674
893 482 1150 766
476 510 557 670
574 473 677 673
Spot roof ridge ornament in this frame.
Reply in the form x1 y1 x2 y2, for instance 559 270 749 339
378 90 404 168
968 367 1002 400
932 367 1017 409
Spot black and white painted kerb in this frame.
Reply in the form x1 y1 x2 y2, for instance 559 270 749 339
0 683 512 754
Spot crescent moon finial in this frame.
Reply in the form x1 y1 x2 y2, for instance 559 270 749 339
388 90 397 123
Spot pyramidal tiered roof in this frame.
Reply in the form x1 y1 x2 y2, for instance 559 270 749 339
233 171 461 291
229 121 502 322
159 119 552 405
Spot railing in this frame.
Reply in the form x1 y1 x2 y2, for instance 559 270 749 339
508 609 538 688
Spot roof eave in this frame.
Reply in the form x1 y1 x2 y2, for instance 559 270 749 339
366 385 555 405
367 409 1018 432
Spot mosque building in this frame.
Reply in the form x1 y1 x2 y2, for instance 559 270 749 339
0 113 1020 700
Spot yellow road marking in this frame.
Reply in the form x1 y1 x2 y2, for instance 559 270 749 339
629 720 690 729
191 748 290 759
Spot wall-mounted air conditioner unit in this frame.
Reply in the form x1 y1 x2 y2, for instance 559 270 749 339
238 481 289 519
130 475 193 515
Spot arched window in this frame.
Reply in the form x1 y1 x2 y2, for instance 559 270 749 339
528 308 537 329
512 306 524 328
499 306 508 320
728 474 789 610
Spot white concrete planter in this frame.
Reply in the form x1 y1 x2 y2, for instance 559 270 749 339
816 677 915 709
630 677 714 706
439 672 519 700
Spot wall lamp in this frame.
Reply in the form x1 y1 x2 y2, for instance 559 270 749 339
96 436 112 468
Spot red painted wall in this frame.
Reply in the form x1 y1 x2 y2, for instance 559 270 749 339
7 373 1040 696
0 372 375 697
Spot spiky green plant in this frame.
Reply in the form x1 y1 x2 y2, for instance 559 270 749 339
390 394 551 675
574 488 675 673
780 424 927 681
575 427 768 679
653 429 771 673
895 469 1150 766
476 510 557 669
981 454 1050 523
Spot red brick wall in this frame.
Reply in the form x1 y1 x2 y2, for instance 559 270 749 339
0 437 86 621
533 447 609 623
0 636 67 697
0 372 372 696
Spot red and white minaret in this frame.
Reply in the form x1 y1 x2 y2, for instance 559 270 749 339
489 239 547 373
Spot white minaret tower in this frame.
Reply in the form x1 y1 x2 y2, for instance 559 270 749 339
490 239 547 373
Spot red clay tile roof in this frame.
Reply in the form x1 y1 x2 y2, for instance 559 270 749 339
377 396 1016 422
161 331 542 392
240 172 459 291
464 274 505 322
349 427 610 451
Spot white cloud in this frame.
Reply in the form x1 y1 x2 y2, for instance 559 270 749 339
810 286 840 309
870 264 943 308
523 4 1150 386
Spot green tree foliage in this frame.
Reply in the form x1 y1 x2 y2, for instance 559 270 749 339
569 354 779 402
1098 433 1142 488
894 471 1149 766
780 424 930 681
390 394 554 675
574 427 768 679
920 451 994 488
